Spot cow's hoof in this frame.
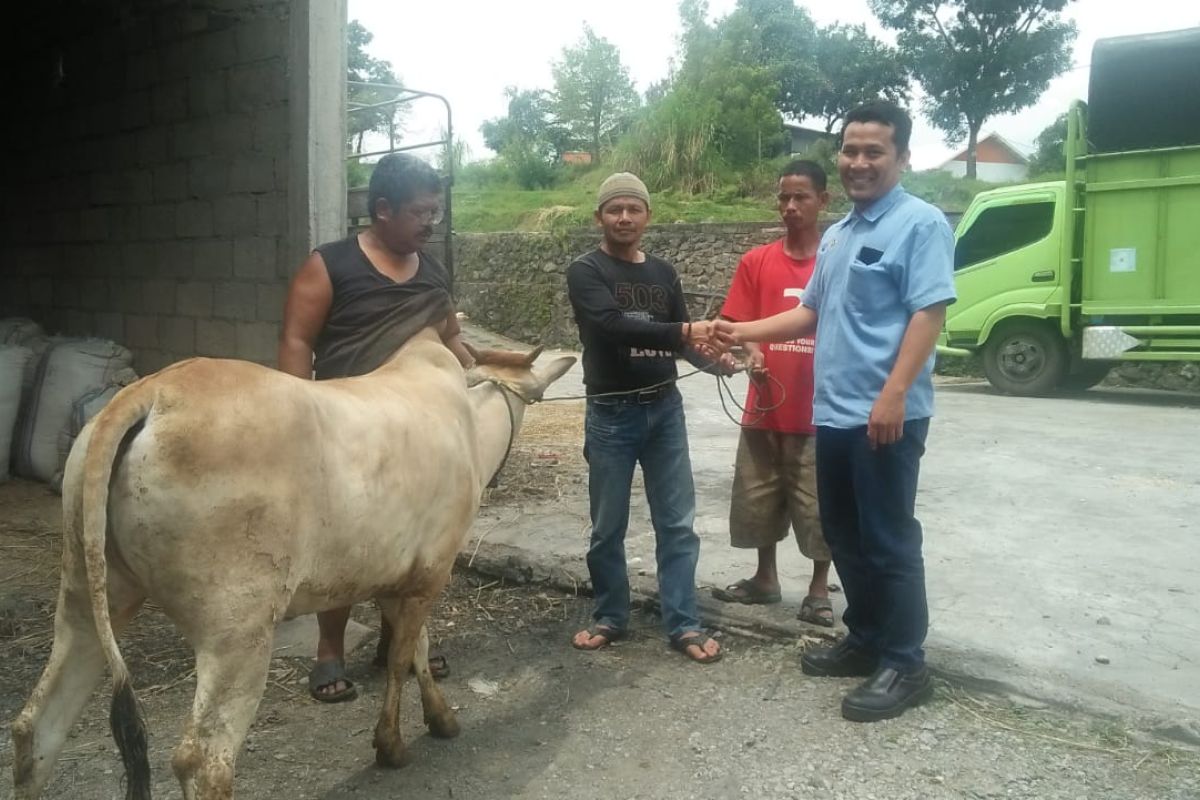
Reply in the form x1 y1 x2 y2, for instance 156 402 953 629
426 711 460 739
373 738 411 769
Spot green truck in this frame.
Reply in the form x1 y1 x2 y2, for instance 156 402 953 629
937 27 1200 395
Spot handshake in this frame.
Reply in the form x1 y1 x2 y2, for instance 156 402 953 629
685 319 739 359
684 319 764 378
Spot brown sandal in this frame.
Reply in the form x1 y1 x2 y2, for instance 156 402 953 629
571 624 627 651
670 631 723 664
798 594 835 628
711 578 782 605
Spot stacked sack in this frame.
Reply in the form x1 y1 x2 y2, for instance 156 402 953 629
1 318 46 482
0 346 30 481
1 318 138 492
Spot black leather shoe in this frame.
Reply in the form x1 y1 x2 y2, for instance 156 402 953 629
800 639 879 677
841 666 933 722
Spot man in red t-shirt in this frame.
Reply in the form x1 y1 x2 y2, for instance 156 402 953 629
711 160 835 626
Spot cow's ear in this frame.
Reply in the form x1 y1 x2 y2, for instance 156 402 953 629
523 345 544 366
471 346 529 367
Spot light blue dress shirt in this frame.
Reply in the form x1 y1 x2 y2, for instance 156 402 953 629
802 184 957 429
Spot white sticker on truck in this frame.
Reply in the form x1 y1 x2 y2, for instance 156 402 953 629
1109 248 1136 273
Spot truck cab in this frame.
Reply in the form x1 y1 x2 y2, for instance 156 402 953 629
938 27 1200 396
943 181 1073 394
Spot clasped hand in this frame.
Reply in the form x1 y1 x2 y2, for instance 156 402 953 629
685 319 738 362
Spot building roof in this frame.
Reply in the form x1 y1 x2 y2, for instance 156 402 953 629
940 132 1030 166
783 122 834 137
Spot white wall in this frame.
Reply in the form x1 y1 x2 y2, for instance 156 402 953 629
940 161 1029 183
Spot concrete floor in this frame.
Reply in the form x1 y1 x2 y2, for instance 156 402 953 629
477 356 1200 723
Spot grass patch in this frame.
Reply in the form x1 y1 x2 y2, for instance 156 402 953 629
451 185 776 232
448 166 1002 233
935 351 985 378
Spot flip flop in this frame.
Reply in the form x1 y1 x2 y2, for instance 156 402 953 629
670 631 723 664
308 659 357 703
373 630 451 679
711 578 782 605
798 594 835 628
571 624 627 651
424 654 451 680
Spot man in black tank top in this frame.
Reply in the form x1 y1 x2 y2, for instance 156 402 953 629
279 154 470 702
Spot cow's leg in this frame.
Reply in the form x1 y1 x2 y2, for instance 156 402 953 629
12 547 143 799
411 623 459 738
372 596 442 767
171 621 273 800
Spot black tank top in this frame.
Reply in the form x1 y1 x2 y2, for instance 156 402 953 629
312 236 454 379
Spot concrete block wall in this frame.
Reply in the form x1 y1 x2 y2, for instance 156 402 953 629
0 1 296 374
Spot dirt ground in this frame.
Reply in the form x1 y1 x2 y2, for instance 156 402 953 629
2 441 1199 798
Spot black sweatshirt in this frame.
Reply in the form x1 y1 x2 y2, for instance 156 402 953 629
566 249 698 395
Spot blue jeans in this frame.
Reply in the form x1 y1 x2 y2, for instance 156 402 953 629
583 388 701 639
815 419 930 671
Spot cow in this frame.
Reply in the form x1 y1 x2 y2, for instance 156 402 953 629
11 328 576 799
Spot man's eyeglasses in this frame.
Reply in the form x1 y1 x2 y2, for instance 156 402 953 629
405 205 444 226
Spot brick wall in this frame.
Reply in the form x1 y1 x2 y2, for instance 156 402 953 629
0 1 296 373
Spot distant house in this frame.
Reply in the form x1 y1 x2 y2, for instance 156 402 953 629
784 123 835 155
939 133 1030 182
561 151 593 165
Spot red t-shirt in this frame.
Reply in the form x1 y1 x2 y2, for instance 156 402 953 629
719 239 816 434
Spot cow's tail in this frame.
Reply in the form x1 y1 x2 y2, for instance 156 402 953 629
79 382 156 800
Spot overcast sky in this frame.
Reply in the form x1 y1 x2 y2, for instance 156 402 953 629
349 1 1199 170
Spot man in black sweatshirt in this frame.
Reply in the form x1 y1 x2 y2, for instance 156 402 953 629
565 172 723 664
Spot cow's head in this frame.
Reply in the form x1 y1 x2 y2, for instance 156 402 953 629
465 343 576 403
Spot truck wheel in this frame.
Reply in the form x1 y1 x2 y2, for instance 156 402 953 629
1058 362 1112 392
982 323 1066 396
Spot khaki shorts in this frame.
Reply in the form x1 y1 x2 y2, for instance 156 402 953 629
729 428 830 561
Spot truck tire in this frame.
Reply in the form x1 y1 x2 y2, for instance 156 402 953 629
982 322 1066 397
1058 362 1112 393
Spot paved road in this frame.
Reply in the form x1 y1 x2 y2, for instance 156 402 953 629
476 352 1200 724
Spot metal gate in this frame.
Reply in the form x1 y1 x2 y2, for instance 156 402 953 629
345 81 456 280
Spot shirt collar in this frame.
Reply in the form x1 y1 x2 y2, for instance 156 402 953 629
852 183 906 223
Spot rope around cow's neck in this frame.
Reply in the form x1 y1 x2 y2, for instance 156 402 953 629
538 362 788 429
480 379 520 488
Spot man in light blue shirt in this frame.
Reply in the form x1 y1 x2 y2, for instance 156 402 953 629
720 101 956 722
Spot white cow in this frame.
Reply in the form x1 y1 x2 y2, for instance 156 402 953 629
11 328 576 799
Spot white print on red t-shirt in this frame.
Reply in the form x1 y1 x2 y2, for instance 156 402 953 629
768 339 814 354
764 287 813 353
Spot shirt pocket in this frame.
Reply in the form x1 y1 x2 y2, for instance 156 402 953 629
845 258 897 314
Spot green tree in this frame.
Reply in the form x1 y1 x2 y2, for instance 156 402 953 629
677 2 789 166
551 25 640 160
616 2 786 191
346 20 408 154
479 87 570 190
728 0 821 121
644 75 673 107
1026 112 1068 176
871 0 1077 178
479 87 570 159
501 138 560 190
811 24 911 133
436 126 470 177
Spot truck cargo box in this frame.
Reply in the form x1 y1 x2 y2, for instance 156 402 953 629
1081 135 1200 314
1088 27 1200 154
